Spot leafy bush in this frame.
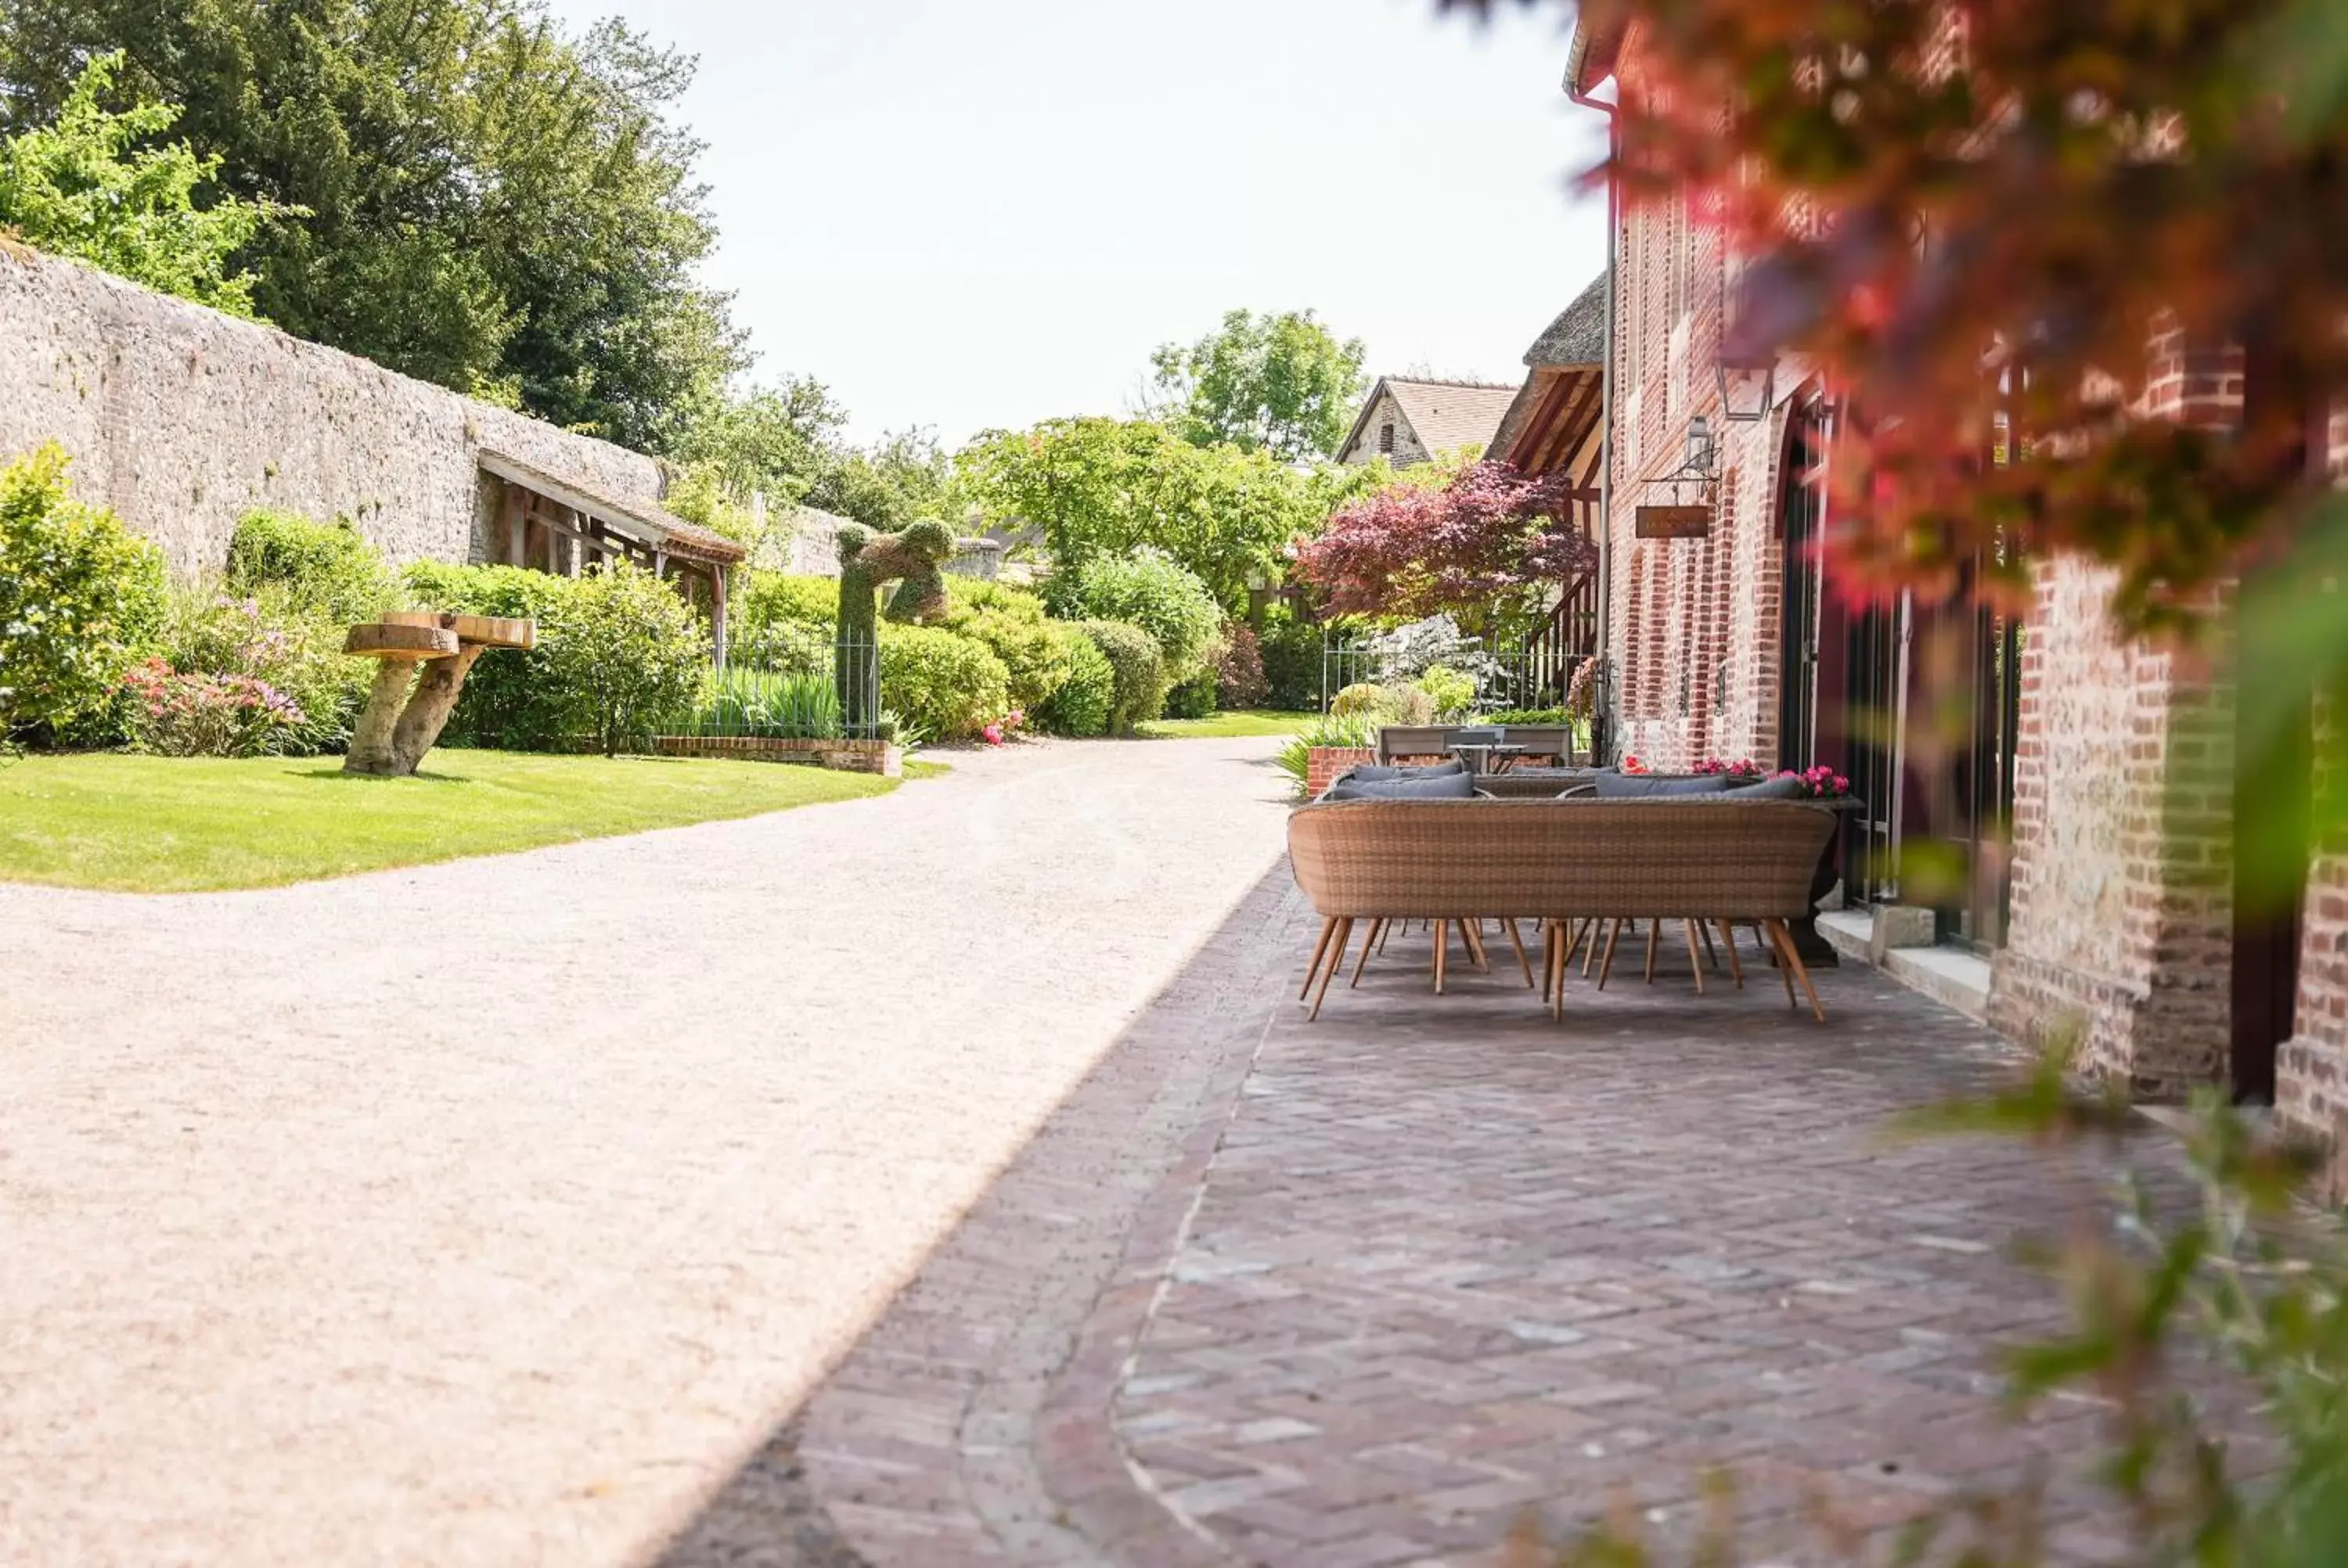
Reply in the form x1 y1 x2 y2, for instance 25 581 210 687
0 443 167 738
119 656 306 757
736 570 840 631
538 563 708 755
942 574 1047 623
1076 619 1167 735
1165 667 1218 719
687 667 841 739
1475 706 1567 726
958 608 1075 711
1215 624 1269 710
1053 548 1221 681
879 624 1010 741
1417 664 1476 719
1258 613 1327 711
154 582 370 755
1035 628 1115 738
398 562 575 748
1329 682 1395 719
223 509 393 624
732 616 831 678
1272 712 1381 797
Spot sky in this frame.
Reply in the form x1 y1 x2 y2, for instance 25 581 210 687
542 0 1610 448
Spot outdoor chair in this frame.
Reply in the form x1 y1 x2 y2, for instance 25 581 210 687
1287 796 1837 1023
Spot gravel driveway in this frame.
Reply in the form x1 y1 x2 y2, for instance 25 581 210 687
0 737 1293 1567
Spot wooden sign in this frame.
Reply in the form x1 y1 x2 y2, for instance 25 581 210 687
1636 504 1713 539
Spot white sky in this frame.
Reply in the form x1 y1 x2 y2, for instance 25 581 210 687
541 0 1609 447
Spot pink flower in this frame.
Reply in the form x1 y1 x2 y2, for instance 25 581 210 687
981 723 1005 746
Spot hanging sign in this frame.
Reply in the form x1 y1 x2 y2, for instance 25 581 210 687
1635 504 1712 539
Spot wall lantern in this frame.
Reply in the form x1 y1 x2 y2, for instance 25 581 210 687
1716 352 1777 423
1684 415 1716 477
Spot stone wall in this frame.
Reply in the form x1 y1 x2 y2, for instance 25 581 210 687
0 247 666 576
1348 387 1429 468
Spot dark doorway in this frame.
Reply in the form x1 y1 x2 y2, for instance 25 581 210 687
2231 622 2310 1106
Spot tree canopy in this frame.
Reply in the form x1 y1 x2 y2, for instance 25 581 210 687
1149 308 1368 462
0 0 741 449
1544 0 2348 636
958 416 1380 612
1294 461 1596 631
0 52 286 317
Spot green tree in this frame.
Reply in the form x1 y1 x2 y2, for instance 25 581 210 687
957 416 1379 612
1149 308 1368 462
808 427 958 530
0 2 741 448
0 52 287 315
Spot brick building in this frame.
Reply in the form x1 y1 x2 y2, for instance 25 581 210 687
1563 17 2348 1174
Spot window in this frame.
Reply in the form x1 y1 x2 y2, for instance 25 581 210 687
1378 423 1395 454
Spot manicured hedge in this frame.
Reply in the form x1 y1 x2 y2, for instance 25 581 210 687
1077 619 1167 735
878 624 1010 742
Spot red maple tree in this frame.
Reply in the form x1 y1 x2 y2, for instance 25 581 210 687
1291 462 1597 626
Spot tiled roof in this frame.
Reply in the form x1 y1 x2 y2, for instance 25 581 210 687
1381 378 1522 459
477 450 747 564
1524 272 1608 368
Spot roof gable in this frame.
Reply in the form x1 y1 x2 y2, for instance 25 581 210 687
1338 376 1519 463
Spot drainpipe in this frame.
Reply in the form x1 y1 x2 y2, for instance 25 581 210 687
1567 68 1620 764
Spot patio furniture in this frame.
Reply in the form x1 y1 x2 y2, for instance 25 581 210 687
343 611 535 777
1287 797 1838 1022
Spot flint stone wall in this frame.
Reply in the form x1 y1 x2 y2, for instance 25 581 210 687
0 246 666 577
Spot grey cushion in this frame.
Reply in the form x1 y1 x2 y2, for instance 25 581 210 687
1323 771 1478 801
1730 775 1811 800
1591 771 1737 798
1339 759 1468 783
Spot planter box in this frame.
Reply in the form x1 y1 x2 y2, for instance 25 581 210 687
1303 746 1376 800
653 735 903 777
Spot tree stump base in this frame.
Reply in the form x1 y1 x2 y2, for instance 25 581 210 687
341 613 533 777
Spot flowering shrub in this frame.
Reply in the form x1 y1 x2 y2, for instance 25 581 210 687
0 443 167 738
1775 764 1852 798
1692 757 1766 778
120 657 306 757
980 710 1027 747
1621 754 1650 775
156 585 371 757
1417 664 1476 719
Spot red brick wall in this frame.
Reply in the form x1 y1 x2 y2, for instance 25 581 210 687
1303 747 1376 800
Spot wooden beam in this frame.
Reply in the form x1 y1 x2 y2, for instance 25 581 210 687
499 481 527 568
711 563 729 670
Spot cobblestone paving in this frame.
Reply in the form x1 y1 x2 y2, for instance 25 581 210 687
786 894 2220 1568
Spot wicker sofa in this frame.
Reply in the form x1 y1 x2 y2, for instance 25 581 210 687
1287 796 1837 1022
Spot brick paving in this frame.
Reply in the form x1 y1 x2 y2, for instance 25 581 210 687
765 886 2227 1568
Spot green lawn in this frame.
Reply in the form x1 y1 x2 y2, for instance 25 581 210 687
0 749 900 893
1137 709 1313 739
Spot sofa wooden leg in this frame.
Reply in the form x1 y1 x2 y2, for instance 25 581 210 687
1597 919 1624 990
1433 919 1449 994
1350 919 1383 988
1502 919 1535 988
1768 919 1827 1022
1684 920 1706 995
1644 921 1659 984
1302 916 1336 1002
1310 917 1352 1020
1460 919 1490 973
1698 919 1720 972
1716 919 1745 988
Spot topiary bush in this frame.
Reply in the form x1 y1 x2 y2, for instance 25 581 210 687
1036 626 1115 737
1077 619 1167 735
0 443 167 739
736 570 839 632
879 624 1010 741
223 508 394 624
1053 548 1221 682
538 562 708 755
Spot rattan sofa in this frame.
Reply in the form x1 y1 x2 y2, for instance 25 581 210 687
1287 796 1837 1022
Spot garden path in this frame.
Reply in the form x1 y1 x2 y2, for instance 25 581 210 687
0 737 1293 1568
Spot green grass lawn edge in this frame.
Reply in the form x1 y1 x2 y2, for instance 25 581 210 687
1136 709 1313 739
0 749 902 894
